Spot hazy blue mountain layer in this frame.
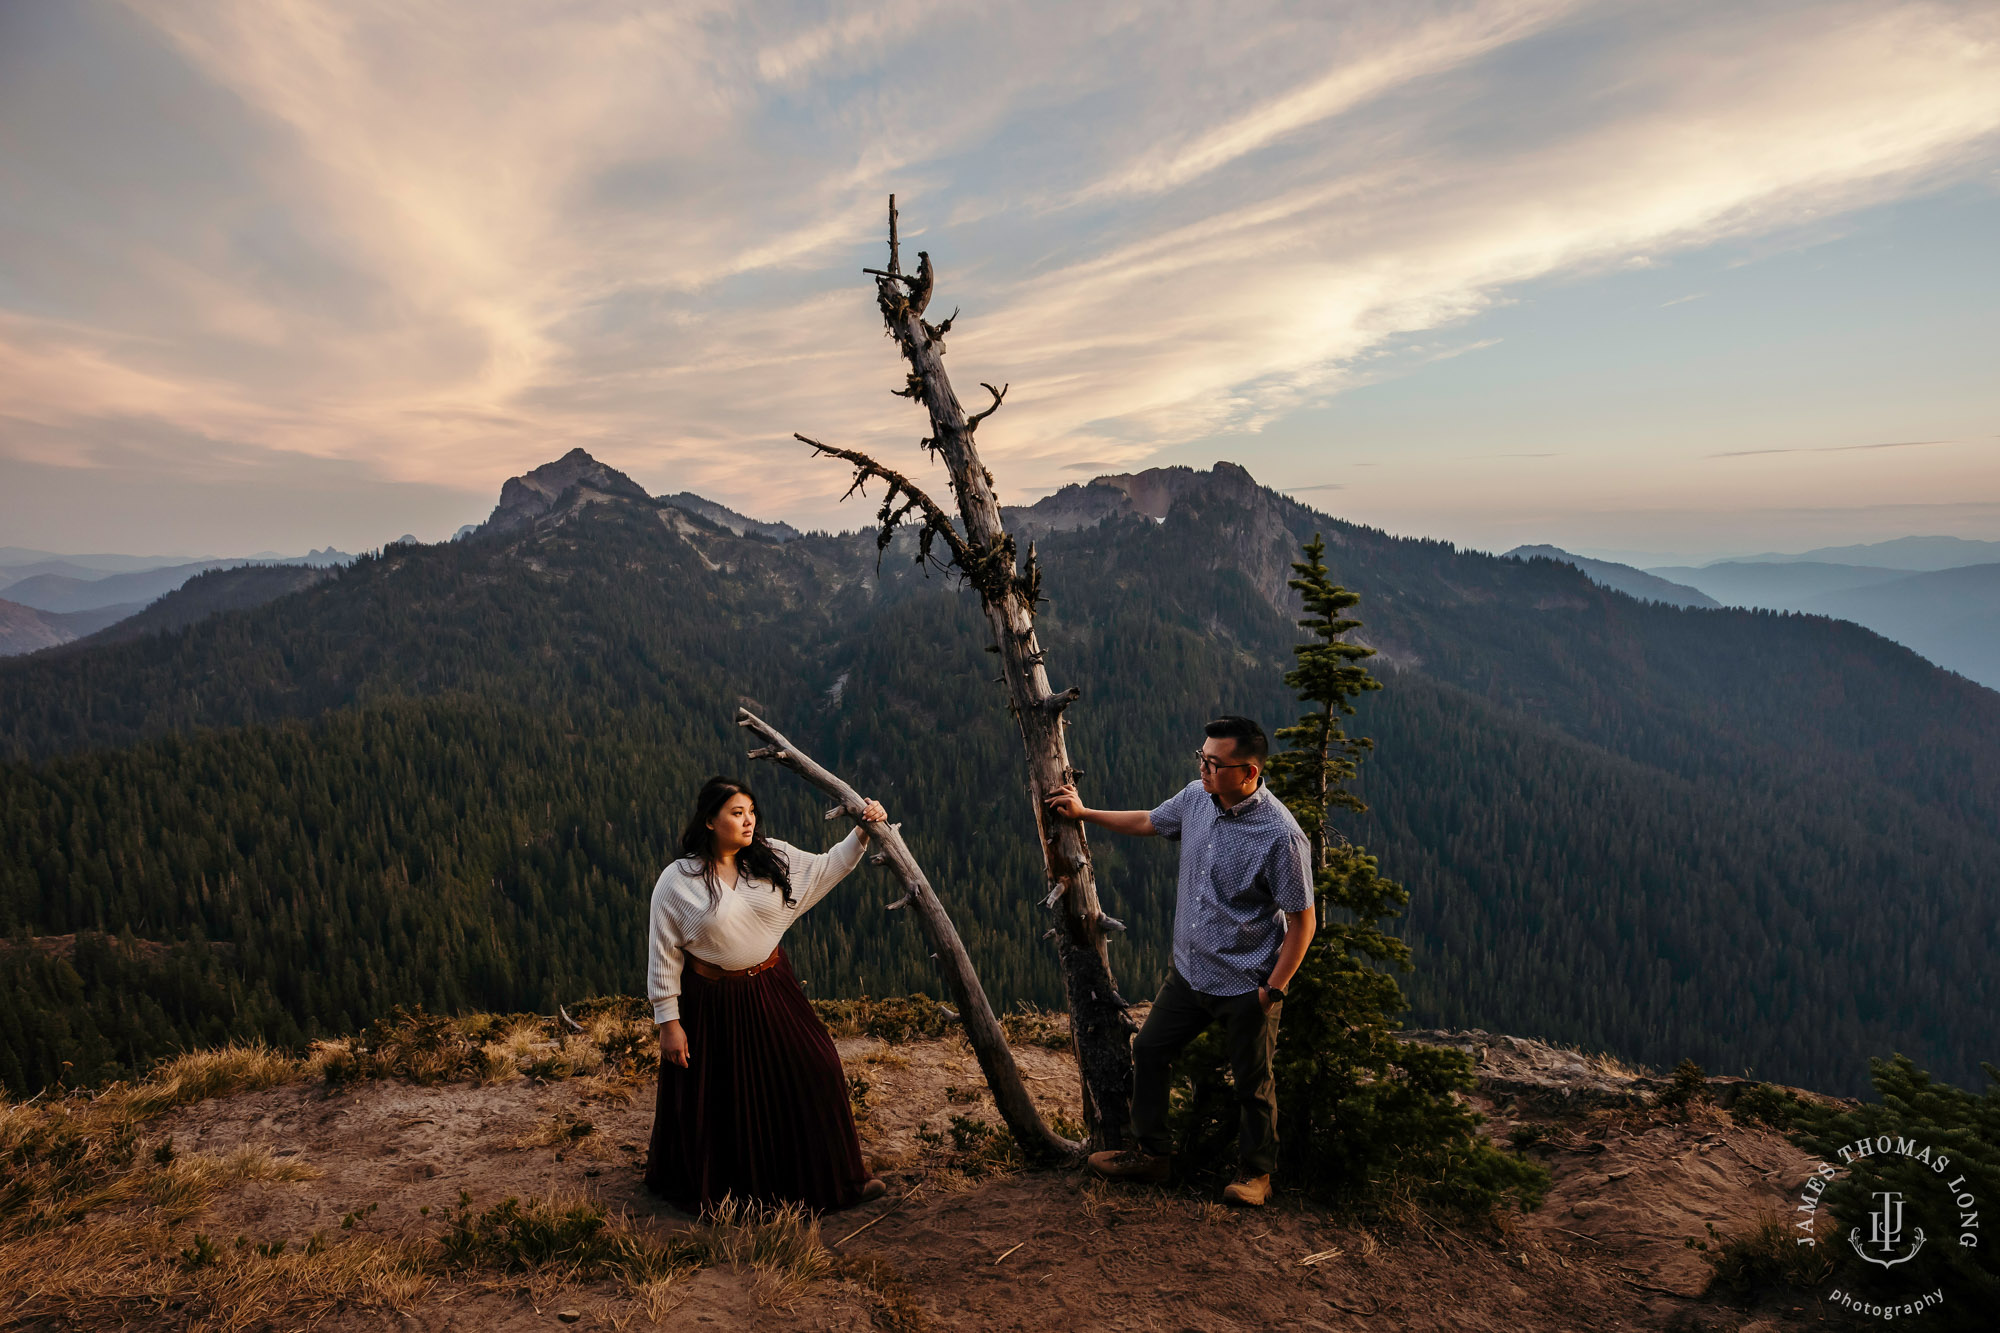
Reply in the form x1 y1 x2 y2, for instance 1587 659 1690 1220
1721 535 2000 571
1504 546 1718 608
1652 559 2000 689
1647 560 1910 606
1799 563 2000 690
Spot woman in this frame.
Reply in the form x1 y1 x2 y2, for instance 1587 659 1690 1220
644 774 889 1213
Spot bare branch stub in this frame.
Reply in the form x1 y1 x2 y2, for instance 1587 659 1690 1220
922 308 958 348
965 381 1008 432
1041 685 1081 715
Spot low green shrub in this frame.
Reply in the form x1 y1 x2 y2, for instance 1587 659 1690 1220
811 995 958 1044
1653 1058 1710 1117
1729 1082 1806 1130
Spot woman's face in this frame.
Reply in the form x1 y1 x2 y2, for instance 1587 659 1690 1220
707 793 756 855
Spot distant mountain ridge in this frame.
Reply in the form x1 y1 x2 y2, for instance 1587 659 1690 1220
1503 546 1719 608
1 549 351 615
2 561 241 614
73 565 338 650
0 549 218 581
1795 563 2000 691
1648 559 2000 689
0 598 146 657
1717 534 2000 571
0 550 353 657
1647 560 1911 604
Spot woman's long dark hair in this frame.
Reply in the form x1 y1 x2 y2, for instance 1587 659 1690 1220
678 776 794 909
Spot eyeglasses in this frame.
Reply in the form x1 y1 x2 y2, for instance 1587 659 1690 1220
1195 750 1255 773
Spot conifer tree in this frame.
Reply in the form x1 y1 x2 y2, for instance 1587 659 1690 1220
1175 535 1546 1215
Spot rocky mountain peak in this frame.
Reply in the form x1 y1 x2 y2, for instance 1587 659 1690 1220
481 448 652 534
1006 461 1271 537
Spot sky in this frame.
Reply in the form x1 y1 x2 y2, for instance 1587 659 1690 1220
2 0 1997 565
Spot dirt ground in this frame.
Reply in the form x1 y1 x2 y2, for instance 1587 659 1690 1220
121 1029 1853 1333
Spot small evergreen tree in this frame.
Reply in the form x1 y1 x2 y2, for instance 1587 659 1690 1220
1171 534 1546 1217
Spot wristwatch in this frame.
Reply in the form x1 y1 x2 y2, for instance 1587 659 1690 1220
1262 984 1287 1002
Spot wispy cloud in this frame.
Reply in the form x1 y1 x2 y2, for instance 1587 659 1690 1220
1090 0 1585 198
2 0 1997 544
1711 439 1952 459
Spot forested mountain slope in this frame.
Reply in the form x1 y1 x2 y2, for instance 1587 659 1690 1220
3 458 1994 1099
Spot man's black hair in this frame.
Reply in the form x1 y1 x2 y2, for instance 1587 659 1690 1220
1204 715 1268 762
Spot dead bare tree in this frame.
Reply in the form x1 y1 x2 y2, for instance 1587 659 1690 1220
795 196 1135 1149
737 707 1076 1160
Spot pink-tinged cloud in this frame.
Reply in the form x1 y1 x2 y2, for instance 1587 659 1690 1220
0 0 1995 550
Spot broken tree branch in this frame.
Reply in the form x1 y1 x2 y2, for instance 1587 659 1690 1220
965 382 1008 431
794 433 972 571
736 707 1079 1161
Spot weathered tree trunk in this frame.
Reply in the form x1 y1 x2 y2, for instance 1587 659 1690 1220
737 707 1078 1160
796 196 1136 1149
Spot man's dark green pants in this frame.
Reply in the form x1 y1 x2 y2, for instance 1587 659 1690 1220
1129 966 1282 1175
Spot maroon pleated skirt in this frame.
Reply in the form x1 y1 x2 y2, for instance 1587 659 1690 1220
644 948 868 1214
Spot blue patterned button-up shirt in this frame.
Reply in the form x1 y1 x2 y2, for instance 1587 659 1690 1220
1149 779 1314 996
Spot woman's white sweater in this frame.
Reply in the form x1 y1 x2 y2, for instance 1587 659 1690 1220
646 828 869 1024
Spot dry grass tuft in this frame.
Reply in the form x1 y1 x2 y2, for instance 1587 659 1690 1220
631 1273 692 1322
0 1211 428 1331
481 1017 557 1079
115 1045 304 1120
312 1006 651 1089
510 1108 598 1153
432 1186 836 1309
1690 1213 1837 1296
143 1145 320 1222
831 1252 936 1332
999 1004 1072 1051
688 1196 831 1309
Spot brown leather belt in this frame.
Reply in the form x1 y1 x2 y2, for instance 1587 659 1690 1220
685 946 781 982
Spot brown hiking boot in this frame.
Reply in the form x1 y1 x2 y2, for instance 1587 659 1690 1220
859 1178 887 1203
1086 1147 1171 1184
1222 1173 1270 1207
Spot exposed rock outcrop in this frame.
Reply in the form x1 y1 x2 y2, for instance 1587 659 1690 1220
659 491 802 543
480 448 653 534
1401 1029 1804 1112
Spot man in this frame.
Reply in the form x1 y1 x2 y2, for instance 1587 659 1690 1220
1044 715 1315 1207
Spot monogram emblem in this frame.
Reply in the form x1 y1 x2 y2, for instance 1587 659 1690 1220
1849 1190 1927 1268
